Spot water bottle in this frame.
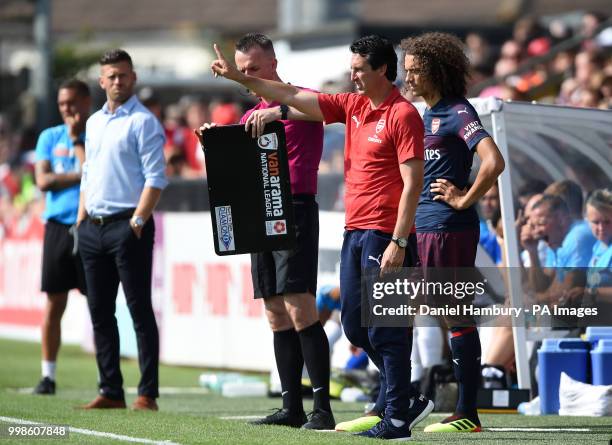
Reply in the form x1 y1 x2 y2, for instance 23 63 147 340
517 396 540 415
222 381 268 397
199 372 245 393
340 387 369 402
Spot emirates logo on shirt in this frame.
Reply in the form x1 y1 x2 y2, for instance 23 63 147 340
431 118 441 134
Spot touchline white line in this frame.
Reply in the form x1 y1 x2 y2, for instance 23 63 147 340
487 427 591 432
0 416 181 444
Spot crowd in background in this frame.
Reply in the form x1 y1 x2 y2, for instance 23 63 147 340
1 11 611 240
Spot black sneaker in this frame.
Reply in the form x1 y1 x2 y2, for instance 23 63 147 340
406 393 434 430
356 416 412 440
249 408 307 428
33 377 55 395
301 409 335 430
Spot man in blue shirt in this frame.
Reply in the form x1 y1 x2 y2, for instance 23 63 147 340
77 49 167 411
543 180 597 278
479 183 502 264
33 79 91 395
585 189 612 320
522 194 595 301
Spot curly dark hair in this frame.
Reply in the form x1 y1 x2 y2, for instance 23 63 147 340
400 32 469 97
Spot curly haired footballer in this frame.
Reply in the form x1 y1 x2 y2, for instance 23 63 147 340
400 32 469 98
401 31 506 434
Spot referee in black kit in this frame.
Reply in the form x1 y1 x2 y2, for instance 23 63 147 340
198 33 334 429
76 49 167 410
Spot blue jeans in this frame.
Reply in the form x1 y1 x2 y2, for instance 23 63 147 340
339 229 418 419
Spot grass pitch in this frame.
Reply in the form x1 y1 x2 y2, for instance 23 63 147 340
0 338 611 444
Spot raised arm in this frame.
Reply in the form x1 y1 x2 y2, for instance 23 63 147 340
211 44 324 121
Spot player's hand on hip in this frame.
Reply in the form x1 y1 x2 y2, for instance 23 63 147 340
211 43 243 81
380 242 405 276
245 108 280 138
431 178 467 210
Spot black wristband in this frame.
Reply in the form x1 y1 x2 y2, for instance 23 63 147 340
72 138 85 146
280 104 289 120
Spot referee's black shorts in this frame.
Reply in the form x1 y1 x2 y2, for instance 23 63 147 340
41 219 87 296
251 194 318 299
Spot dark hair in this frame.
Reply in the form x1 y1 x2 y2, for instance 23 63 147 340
235 33 275 56
99 49 133 67
533 194 570 215
58 78 90 98
400 32 469 97
350 35 397 82
544 180 584 216
518 179 548 199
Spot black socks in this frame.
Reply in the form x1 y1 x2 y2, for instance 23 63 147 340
298 321 332 412
273 328 304 413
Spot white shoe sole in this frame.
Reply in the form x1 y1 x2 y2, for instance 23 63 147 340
409 400 435 430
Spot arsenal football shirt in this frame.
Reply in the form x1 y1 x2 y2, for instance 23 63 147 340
416 97 490 232
318 87 424 233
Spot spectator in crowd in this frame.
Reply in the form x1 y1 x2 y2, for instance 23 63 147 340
519 193 549 268
521 194 595 303
77 49 167 411
544 180 593 234
32 79 90 395
481 191 547 388
517 179 548 211
210 100 241 125
138 87 163 121
465 32 495 75
162 104 188 177
470 11 612 108
584 189 612 313
182 99 208 175
555 188 612 322
513 16 546 49
599 75 612 109
479 183 502 264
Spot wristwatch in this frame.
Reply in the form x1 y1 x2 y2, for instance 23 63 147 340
391 236 408 248
131 215 145 229
280 104 289 120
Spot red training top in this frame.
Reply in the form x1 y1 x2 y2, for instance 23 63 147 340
318 87 424 233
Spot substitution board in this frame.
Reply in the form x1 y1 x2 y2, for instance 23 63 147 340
201 122 295 255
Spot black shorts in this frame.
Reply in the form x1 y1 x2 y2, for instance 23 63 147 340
41 219 87 295
251 195 318 299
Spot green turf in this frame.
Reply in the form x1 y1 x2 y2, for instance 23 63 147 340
1 338 611 444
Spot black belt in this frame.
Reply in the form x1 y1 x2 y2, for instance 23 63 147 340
88 209 136 226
